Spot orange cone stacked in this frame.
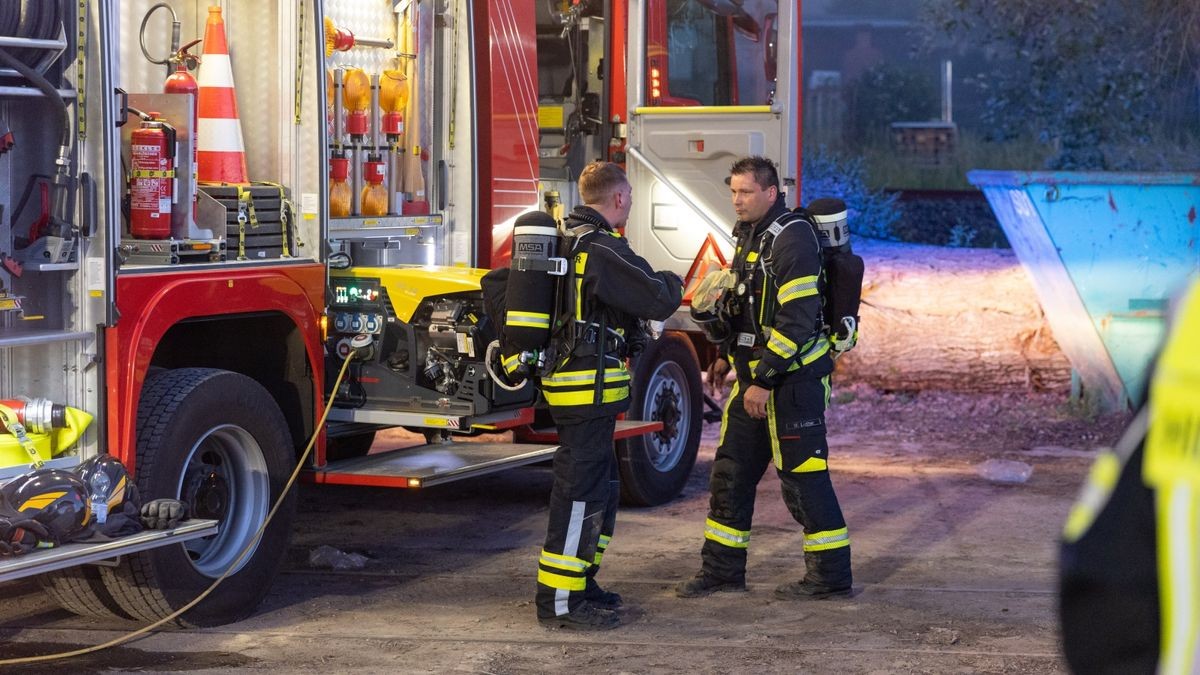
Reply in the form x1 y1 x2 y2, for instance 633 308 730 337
196 6 248 184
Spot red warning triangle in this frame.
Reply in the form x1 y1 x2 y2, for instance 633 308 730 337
683 234 729 304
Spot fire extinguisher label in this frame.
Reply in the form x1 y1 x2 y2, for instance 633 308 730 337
130 129 175 238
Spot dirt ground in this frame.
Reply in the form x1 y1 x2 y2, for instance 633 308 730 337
0 387 1131 674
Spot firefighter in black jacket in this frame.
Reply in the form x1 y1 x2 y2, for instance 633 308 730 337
1060 278 1200 674
536 162 683 630
677 156 852 600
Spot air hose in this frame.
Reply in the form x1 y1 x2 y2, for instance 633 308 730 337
484 339 528 393
0 351 359 666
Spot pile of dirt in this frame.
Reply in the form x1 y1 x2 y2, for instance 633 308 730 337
825 383 1132 457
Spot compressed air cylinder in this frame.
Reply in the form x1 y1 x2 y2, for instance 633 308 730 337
503 211 561 353
806 197 864 344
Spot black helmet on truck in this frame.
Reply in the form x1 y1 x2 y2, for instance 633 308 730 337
0 468 92 547
75 454 140 531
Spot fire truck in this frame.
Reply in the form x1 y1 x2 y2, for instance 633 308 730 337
0 0 800 626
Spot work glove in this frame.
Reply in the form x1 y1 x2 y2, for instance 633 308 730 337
140 498 189 530
0 514 50 556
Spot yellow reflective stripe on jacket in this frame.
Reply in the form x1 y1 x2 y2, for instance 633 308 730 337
506 310 551 329
1143 281 1200 674
543 386 629 406
766 330 798 359
1155 482 1200 675
704 517 750 549
502 352 522 375
746 251 759 263
778 275 819 305
574 251 588 321
786 337 833 371
1144 281 1200 489
542 368 630 387
804 527 850 552
1062 451 1121 542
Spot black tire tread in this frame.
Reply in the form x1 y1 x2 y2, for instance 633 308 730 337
101 368 219 624
100 367 294 627
38 566 134 620
618 333 703 506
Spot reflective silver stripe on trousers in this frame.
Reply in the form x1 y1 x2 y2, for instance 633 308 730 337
557 500 586 617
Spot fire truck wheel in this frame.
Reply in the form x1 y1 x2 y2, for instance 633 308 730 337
38 566 134 620
100 368 296 627
617 332 702 506
326 431 377 462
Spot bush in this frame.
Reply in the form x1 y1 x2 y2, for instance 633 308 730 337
801 145 900 239
890 192 1009 248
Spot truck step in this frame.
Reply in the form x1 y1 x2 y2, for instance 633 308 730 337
0 519 219 584
308 441 560 488
308 419 664 489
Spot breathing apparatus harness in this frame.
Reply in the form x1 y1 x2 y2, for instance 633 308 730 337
484 209 629 400
704 198 863 361
725 209 821 354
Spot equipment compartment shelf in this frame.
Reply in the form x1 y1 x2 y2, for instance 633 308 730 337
0 330 93 349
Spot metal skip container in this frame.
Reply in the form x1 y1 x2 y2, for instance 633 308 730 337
967 171 1200 412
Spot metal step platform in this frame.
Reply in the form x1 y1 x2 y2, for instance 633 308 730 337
309 420 663 489
0 519 218 583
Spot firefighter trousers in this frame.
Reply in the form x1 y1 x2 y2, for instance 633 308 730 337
536 413 619 618
700 377 852 588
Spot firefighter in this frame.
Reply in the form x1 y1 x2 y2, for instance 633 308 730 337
536 162 683 630
1060 278 1200 674
676 156 852 600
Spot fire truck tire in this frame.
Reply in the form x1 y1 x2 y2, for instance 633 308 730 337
38 566 134 620
617 332 702 506
100 368 296 627
326 431 376 462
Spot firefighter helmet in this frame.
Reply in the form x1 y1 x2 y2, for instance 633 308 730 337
690 306 732 345
0 468 92 545
75 454 140 524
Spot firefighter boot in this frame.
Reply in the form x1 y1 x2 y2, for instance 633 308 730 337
773 579 852 600
774 548 853 600
584 578 623 610
537 601 620 631
675 572 747 598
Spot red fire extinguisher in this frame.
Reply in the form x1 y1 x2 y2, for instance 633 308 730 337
129 112 177 240
164 39 201 224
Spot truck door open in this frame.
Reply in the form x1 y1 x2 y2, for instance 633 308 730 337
623 0 800 279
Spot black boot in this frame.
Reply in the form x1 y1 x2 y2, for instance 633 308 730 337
538 601 621 630
675 572 747 598
773 579 851 600
584 578 623 610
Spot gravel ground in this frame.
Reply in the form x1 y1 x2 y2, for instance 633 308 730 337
0 388 1132 674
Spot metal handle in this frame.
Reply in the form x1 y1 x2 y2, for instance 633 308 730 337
438 160 448 211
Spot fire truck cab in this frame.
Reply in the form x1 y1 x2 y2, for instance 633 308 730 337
0 0 799 626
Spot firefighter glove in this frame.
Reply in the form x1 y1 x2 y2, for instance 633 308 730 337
140 498 189 530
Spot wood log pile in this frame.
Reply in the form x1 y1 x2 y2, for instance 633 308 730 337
833 239 1072 393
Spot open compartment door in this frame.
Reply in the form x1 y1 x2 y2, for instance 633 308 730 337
623 0 800 281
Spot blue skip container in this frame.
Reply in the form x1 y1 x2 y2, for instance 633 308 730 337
967 171 1200 411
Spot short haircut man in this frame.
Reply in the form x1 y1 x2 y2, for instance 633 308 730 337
578 161 630 205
